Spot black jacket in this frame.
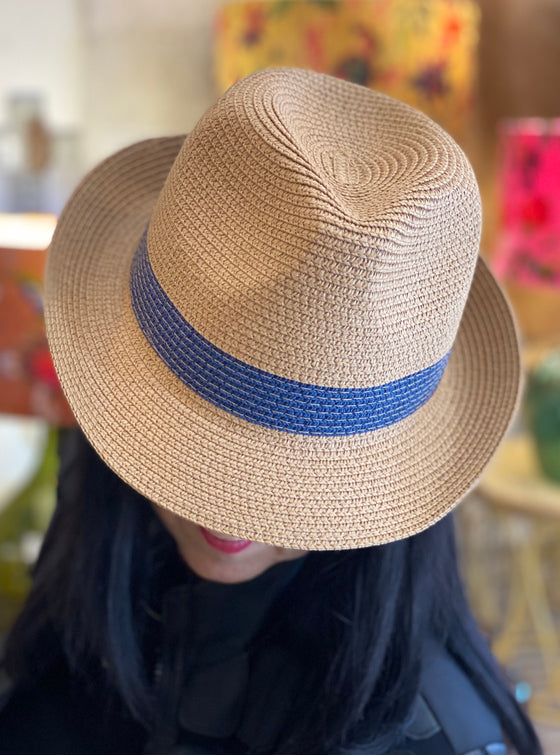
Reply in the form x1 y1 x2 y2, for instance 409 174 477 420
0 564 507 754
0 646 507 754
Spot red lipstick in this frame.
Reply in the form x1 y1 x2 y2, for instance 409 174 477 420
199 527 253 554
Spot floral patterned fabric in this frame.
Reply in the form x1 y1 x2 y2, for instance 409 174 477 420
493 119 560 288
214 0 479 136
0 243 73 424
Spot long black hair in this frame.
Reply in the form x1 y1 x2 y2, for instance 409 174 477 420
4 429 540 754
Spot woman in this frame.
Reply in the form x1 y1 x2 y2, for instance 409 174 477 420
0 68 541 754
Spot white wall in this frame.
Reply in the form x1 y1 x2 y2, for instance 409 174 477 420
0 0 85 129
82 0 224 167
0 0 230 168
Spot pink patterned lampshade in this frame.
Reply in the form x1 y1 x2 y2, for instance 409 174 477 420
214 0 480 137
493 119 560 289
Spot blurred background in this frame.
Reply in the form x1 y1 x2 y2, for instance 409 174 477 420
0 0 559 747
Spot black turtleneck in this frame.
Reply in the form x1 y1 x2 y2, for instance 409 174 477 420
145 558 306 754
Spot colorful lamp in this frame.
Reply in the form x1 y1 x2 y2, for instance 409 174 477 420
0 213 74 425
214 0 479 137
493 119 560 288
492 119 560 342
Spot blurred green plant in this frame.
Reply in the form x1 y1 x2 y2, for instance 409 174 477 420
0 427 58 632
525 350 560 483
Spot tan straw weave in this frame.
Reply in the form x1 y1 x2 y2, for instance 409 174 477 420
45 68 520 549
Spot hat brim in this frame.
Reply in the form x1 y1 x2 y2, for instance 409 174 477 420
45 136 521 550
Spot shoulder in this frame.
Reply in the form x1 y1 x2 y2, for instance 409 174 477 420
394 644 507 755
0 662 146 755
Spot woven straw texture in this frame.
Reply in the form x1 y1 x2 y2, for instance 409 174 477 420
45 68 520 549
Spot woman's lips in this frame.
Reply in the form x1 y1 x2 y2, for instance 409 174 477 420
199 527 253 554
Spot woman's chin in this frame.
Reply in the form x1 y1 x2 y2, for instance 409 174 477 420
181 551 275 584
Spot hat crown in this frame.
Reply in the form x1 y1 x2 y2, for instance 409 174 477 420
147 68 481 388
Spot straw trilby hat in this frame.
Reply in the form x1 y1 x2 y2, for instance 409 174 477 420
45 68 520 550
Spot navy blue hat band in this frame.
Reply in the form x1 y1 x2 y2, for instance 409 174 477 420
130 231 450 436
